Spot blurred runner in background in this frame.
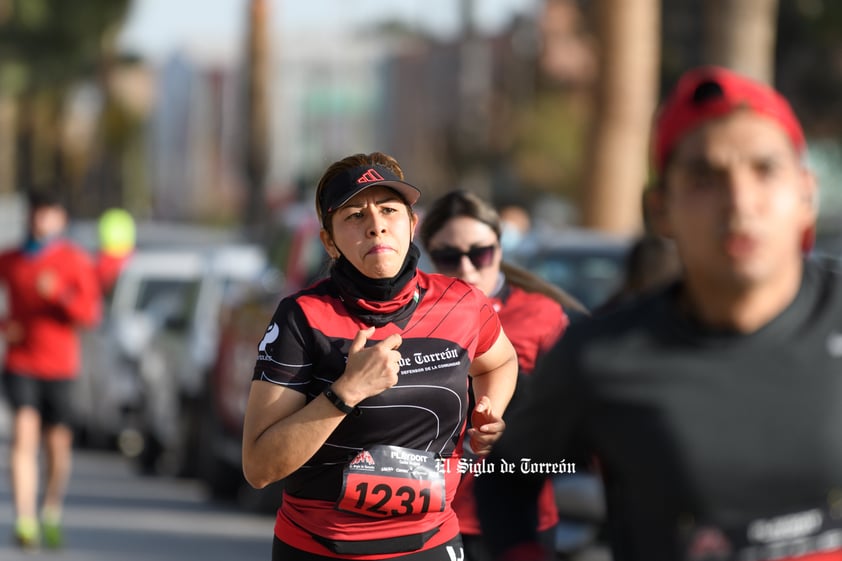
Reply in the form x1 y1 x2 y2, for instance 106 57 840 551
419 190 573 561
596 233 681 314
95 207 136 294
0 189 103 550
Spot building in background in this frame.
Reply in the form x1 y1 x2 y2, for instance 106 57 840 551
145 26 396 224
147 53 241 223
139 1 595 226
267 31 391 199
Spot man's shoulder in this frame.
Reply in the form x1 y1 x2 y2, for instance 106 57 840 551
577 288 666 333
807 256 842 284
803 257 842 314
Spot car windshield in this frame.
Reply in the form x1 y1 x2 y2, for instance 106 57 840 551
523 249 627 310
506 227 632 313
135 278 200 330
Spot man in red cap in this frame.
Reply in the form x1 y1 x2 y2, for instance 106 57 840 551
475 66 838 561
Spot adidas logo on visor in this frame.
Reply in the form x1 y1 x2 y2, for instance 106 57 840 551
356 169 385 184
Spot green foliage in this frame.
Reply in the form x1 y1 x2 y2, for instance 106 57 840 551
0 0 131 90
789 0 842 41
511 90 591 199
776 0 842 137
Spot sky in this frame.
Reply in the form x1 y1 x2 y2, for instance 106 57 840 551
117 0 539 62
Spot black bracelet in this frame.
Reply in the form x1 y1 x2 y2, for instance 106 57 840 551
323 387 361 416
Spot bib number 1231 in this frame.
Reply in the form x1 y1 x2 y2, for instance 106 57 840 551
336 445 445 518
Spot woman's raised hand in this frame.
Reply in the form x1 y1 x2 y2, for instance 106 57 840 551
334 326 403 405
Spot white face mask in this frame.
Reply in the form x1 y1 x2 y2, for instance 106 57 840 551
499 222 524 252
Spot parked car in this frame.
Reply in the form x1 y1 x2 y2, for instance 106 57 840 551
128 244 273 477
196 278 283 509
507 227 633 316
73 248 206 449
195 206 325 509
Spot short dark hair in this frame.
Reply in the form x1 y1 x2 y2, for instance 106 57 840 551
26 188 66 211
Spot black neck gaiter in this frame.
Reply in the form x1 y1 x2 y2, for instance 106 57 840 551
330 243 421 327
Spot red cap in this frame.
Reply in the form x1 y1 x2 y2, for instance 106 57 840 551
652 65 806 174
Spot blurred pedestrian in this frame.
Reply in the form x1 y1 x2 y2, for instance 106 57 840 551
241 152 519 560
95 207 136 295
418 190 572 561
596 233 681 314
0 189 102 549
476 65 829 561
497 202 532 253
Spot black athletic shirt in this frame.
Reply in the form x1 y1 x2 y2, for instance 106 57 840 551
253 270 501 558
478 260 842 561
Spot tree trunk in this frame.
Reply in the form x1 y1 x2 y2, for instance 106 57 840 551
580 0 660 234
703 0 779 84
18 88 64 192
243 0 270 239
0 92 16 194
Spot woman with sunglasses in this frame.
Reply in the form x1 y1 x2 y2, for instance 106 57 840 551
242 153 519 561
419 190 577 561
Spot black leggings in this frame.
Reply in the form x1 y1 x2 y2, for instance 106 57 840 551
272 535 464 561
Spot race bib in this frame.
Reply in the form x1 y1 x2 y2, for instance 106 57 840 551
336 445 446 518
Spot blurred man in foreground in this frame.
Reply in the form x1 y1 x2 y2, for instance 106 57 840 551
0 190 102 549
475 66 836 561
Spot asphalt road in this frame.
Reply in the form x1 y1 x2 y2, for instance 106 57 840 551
0 401 276 561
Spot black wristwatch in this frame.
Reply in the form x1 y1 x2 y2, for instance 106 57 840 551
323 387 361 416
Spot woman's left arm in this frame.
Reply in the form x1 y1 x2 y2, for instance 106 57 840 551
468 329 518 455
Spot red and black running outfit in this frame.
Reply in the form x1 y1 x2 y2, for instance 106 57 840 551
0 239 101 380
0 239 101 427
451 282 567 560
253 270 502 559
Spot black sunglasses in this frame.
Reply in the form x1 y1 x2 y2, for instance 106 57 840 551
428 244 497 270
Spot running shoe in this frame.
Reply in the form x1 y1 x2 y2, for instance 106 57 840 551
13 516 39 550
41 515 62 549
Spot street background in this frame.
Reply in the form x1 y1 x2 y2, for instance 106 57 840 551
1 2 842 560
0 400 275 561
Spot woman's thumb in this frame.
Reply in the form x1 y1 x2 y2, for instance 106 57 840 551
472 396 494 429
349 326 376 354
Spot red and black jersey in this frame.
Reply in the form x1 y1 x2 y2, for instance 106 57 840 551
491 284 568 375
0 239 101 379
454 283 568 535
253 270 502 558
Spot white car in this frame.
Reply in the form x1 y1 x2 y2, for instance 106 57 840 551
73 248 207 449
127 244 273 476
